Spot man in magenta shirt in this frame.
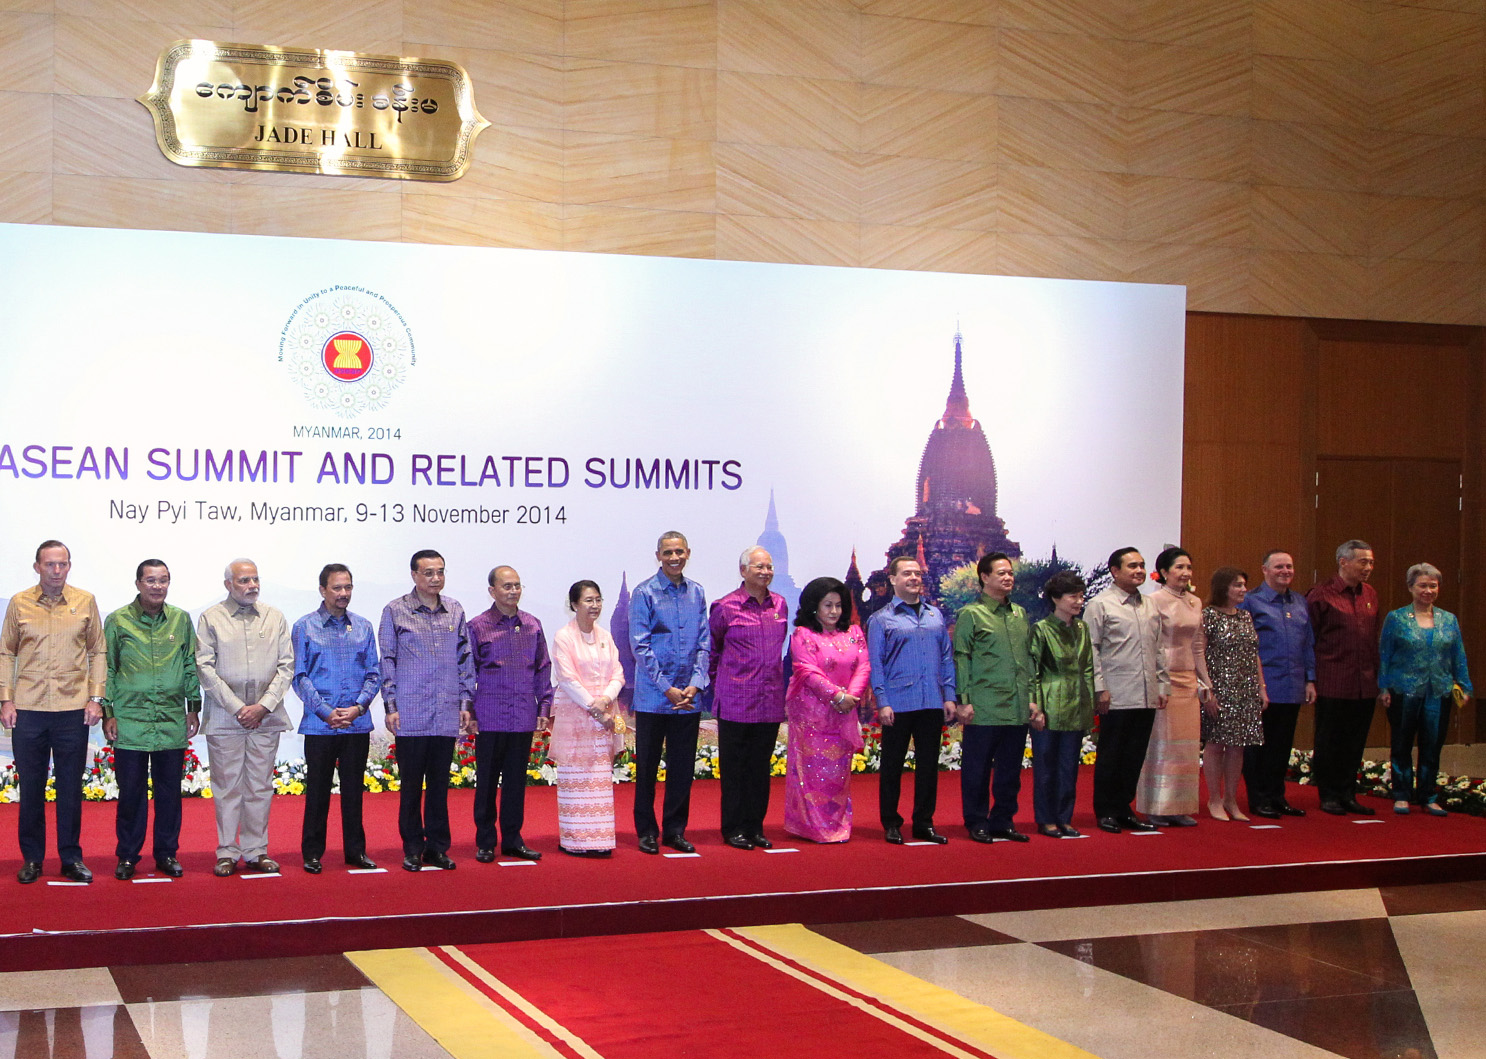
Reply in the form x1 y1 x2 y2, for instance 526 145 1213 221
709 546 789 850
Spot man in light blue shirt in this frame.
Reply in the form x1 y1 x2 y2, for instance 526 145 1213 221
1238 550 1316 819
293 563 380 874
867 556 956 845
628 531 709 855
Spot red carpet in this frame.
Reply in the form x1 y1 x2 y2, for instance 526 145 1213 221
442 929 1001 1059
1 769 1482 971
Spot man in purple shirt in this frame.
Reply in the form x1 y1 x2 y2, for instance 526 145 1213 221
709 546 789 850
379 549 476 873
468 565 552 863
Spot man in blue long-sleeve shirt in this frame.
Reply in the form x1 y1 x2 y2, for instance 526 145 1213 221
628 531 709 855
1238 550 1316 819
292 563 381 874
867 557 956 845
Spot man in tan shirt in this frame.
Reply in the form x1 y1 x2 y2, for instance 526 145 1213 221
0 540 105 884
196 558 294 876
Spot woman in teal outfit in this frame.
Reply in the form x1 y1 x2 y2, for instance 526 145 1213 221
1378 562 1472 815
1027 570 1096 838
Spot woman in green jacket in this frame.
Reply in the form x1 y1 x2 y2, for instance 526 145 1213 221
1028 571 1096 838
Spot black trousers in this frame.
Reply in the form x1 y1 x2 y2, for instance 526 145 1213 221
114 746 185 863
1313 696 1375 803
1092 708 1156 819
960 723 1027 832
14 708 87 865
718 719 780 839
1243 701 1302 810
473 730 532 852
633 711 700 840
301 732 370 861
878 708 944 830
395 735 454 856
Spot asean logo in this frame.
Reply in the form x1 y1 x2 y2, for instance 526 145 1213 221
279 286 415 419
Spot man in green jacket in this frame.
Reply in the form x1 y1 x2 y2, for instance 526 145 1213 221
953 553 1034 844
103 559 200 880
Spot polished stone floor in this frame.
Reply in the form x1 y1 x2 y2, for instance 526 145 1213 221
2 881 1482 1058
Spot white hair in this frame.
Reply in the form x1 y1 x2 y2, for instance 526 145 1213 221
1406 562 1442 587
739 546 771 570
224 557 257 580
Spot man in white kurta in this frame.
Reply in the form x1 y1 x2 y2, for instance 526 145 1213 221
196 558 294 875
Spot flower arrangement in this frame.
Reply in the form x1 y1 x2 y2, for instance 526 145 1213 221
1286 748 1486 816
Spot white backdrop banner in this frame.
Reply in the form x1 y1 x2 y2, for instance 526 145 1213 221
0 222 1185 758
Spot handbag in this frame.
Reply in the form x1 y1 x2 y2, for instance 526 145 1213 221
1452 682 1468 709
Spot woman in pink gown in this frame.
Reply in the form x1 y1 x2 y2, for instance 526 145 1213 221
784 576 871 843
549 580 626 857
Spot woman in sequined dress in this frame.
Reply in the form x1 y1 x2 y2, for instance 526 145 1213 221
1201 566 1267 822
783 576 871 843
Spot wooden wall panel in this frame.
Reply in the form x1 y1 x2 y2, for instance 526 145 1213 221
3 1 1485 323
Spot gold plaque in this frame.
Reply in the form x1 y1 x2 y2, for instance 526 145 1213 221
138 39 489 181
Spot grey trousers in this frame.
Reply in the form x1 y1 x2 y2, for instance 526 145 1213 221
206 727 282 860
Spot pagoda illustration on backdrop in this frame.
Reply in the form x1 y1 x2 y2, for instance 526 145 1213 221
874 332 1020 602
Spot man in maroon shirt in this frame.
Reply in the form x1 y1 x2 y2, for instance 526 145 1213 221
1307 540 1384 815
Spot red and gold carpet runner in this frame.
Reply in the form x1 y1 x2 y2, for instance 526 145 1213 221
352 926 1095 1059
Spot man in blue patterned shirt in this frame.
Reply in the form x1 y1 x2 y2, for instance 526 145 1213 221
379 549 476 873
628 531 709 855
293 563 381 874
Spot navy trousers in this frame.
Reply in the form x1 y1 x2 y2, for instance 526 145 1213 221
14 709 88 866
960 723 1028 832
472 729 532 852
1030 727 1082 826
633 711 700 840
114 746 185 863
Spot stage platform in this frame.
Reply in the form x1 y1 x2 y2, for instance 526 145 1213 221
2 770 1483 972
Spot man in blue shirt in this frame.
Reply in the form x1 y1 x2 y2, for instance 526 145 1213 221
1238 550 1316 819
293 563 381 874
628 531 709 855
867 556 957 845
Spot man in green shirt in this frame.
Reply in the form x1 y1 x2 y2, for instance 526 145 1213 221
103 559 200 880
953 553 1034 844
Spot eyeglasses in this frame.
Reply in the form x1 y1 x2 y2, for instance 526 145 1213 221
140 577 171 587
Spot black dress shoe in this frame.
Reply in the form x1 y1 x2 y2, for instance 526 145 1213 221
750 834 774 850
1342 799 1375 816
17 862 42 884
115 859 136 881
724 834 755 850
1277 803 1306 817
61 861 93 883
156 857 184 877
1320 801 1347 815
662 834 695 853
1058 824 1083 838
989 829 1030 843
968 828 995 843
402 855 422 872
884 826 904 844
475 848 496 863
502 846 542 862
302 858 323 874
1096 817 1122 834
345 854 377 870
1119 815 1157 833
1038 825 1063 839
911 826 949 844
1252 805 1283 820
638 835 659 855
422 851 456 870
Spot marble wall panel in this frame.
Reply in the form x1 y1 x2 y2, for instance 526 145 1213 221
715 213 857 265
0 90 52 172
565 2 717 68
860 15 994 93
716 71 857 151
717 1 858 80
400 0 561 55
0 171 50 222
715 141 858 220
859 85 994 163
567 59 716 140
564 203 715 256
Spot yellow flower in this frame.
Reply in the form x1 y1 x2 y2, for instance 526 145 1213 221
203 787 214 799
289 781 305 795
367 779 382 793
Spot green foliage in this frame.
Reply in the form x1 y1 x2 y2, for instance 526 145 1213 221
937 552 1112 625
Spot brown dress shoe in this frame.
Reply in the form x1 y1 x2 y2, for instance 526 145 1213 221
213 858 237 877
250 856 281 874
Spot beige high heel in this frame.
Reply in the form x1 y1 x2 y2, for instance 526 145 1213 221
1208 801 1229 821
1224 800 1248 822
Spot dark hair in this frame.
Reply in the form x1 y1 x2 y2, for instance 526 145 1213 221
887 555 920 577
135 559 168 581
1152 546 1191 584
1043 570 1086 601
1260 549 1291 567
1208 566 1248 608
796 576 854 633
35 540 69 563
410 549 442 572
567 580 601 610
976 552 1012 580
319 563 351 589
1108 547 1141 573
